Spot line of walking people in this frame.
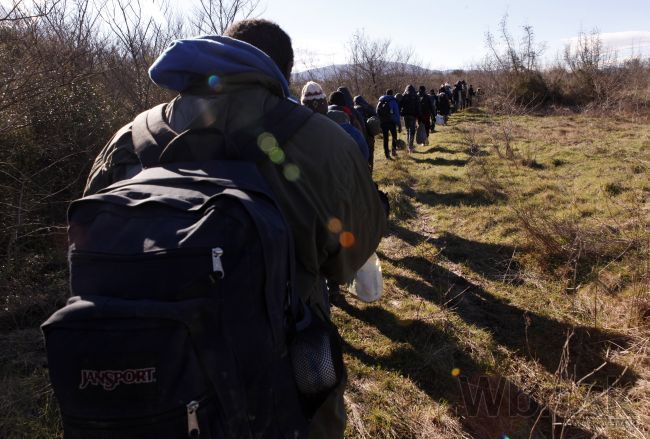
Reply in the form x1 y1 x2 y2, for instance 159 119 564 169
299 80 473 169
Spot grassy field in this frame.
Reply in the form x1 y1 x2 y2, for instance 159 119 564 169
339 109 650 438
1 109 649 438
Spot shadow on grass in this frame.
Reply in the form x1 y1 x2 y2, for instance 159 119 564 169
377 238 637 389
416 145 461 155
436 231 521 283
337 299 595 438
412 157 469 167
416 189 506 208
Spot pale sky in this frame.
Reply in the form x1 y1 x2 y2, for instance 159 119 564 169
256 0 650 72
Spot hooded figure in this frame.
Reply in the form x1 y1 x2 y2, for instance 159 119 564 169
399 85 420 151
336 86 367 136
328 91 353 118
353 95 376 119
353 95 377 171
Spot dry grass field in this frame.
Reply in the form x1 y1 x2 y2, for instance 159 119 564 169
1 109 649 438
338 109 650 438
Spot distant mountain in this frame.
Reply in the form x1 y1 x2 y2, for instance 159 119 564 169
292 63 449 83
291 64 347 82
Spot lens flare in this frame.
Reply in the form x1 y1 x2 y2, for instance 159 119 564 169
339 231 356 248
451 368 461 377
208 75 222 91
269 147 285 164
283 163 300 181
257 132 278 153
327 218 343 234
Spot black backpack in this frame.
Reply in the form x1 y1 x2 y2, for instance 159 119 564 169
41 99 344 439
377 99 393 123
419 95 431 114
401 94 419 116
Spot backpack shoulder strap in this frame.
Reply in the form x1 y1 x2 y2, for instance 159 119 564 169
131 103 177 168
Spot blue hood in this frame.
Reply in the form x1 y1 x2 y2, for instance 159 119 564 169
149 35 290 97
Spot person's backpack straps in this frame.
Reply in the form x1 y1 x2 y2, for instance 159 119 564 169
131 103 177 168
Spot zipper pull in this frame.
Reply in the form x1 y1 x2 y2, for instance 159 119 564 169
187 400 200 438
211 247 224 279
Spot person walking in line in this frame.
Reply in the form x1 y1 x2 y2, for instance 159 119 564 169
399 84 420 152
417 85 434 144
467 84 476 107
376 89 401 159
438 86 451 124
83 20 387 439
428 88 439 132
354 95 378 171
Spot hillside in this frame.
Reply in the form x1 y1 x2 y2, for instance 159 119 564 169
292 62 445 83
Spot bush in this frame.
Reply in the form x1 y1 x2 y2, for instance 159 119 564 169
513 206 638 286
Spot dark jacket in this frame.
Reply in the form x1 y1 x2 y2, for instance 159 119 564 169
400 85 420 117
438 92 450 115
353 95 376 120
326 110 369 161
417 90 434 115
338 87 367 136
428 92 438 113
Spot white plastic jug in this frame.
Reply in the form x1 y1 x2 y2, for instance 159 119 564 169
349 252 383 303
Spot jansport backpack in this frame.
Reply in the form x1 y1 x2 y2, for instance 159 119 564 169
377 99 393 123
41 99 344 439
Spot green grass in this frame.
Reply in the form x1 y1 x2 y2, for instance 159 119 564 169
338 110 650 438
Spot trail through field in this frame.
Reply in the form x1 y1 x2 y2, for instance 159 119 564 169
334 111 649 439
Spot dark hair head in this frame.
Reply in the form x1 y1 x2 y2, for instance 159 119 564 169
224 19 294 82
385 89 394 96
328 91 346 107
429 89 436 95
419 85 426 92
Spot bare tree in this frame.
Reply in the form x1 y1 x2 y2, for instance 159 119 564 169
563 29 621 105
347 30 391 96
483 14 548 108
0 0 63 22
345 29 417 99
190 0 262 35
485 14 545 74
100 0 180 111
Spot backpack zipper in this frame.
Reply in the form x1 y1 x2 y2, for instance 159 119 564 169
62 395 214 430
187 400 201 438
211 247 224 278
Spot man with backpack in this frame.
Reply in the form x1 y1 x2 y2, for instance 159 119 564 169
438 86 451 124
428 88 439 132
376 89 401 159
400 84 421 152
417 85 434 145
45 19 386 439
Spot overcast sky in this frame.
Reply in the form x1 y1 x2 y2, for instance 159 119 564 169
256 0 650 72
